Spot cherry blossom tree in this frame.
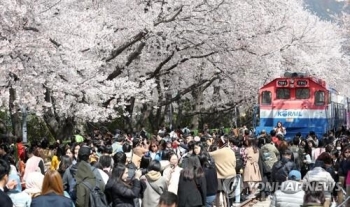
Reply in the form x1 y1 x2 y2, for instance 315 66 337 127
1 0 349 137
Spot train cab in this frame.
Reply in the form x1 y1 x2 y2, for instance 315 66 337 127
254 72 345 139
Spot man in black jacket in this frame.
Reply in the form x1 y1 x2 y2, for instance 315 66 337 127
271 149 297 191
0 159 13 207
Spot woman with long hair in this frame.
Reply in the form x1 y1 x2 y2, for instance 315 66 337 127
198 152 218 207
113 152 127 166
274 121 286 136
177 155 206 207
105 164 142 207
304 140 317 169
57 155 72 178
147 140 161 161
31 170 73 207
70 143 80 164
243 138 262 196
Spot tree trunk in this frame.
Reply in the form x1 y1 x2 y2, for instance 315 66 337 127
124 97 135 133
9 87 21 137
43 87 75 141
175 100 183 128
190 88 203 130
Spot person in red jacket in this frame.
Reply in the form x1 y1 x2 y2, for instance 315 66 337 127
16 137 26 161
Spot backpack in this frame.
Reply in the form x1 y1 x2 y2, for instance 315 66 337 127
67 168 77 202
81 181 109 207
68 165 105 202
233 148 243 172
290 146 301 170
261 147 273 173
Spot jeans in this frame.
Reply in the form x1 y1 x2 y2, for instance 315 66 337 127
206 195 216 207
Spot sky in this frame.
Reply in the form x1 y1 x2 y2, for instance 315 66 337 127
304 0 350 21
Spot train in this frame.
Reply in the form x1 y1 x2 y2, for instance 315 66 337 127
253 72 350 139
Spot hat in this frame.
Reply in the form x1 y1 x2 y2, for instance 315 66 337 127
288 170 301 180
78 146 91 157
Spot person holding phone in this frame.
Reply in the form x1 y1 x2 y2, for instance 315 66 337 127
163 153 182 195
105 164 142 207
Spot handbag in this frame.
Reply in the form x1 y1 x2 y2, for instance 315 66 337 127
145 175 162 195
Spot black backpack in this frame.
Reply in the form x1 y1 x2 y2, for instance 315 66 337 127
233 148 243 172
81 181 109 207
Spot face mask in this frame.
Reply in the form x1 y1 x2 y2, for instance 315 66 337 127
337 147 341 151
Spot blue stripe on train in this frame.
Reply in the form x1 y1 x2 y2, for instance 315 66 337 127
256 118 328 140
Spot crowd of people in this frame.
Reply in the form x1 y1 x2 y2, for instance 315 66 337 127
0 123 349 207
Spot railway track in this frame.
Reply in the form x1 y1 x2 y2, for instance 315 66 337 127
231 196 270 207
231 196 257 207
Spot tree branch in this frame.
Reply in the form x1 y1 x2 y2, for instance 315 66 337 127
49 38 61 47
106 66 123 81
58 74 68 82
126 42 146 66
104 30 148 62
157 75 219 107
146 51 175 80
154 5 183 26
183 99 247 117
23 26 39 32
157 51 218 77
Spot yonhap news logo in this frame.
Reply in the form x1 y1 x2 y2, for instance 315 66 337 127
222 179 345 196
245 181 344 192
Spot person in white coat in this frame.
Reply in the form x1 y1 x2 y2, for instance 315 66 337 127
270 170 304 207
162 153 182 195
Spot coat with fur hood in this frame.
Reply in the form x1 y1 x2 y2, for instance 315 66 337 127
141 170 167 207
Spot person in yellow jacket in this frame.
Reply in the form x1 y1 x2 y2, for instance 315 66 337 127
50 155 59 170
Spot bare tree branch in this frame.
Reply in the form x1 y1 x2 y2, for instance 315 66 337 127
58 74 68 82
157 75 219 107
23 27 39 32
104 30 148 62
154 5 184 26
157 51 218 77
40 0 62 14
106 66 123 81
183 98 247 116
49 38 61 47
147 51 175 80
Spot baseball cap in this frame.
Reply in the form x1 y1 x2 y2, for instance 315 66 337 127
288 170 301 181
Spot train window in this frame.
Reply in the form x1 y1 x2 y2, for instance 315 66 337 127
315 90 325 105
261 91 272 104
296 88 310 99
276 88 290 99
